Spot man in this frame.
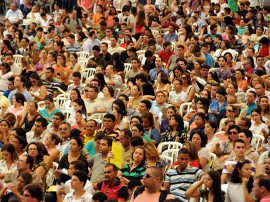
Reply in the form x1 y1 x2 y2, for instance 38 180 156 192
168 79 188 108
135 34 149 50
22 183 43 202
144 50 156 69
57 161 94 198
255 82 270 101
3 77 15 98
229 35 245 55
3 155 42 184
17 37 30 56
187 45 206 64
164 25 178 42
58 122 72 158
201 43 214 68
4 53 21 75
57 171 93 202
108 36 125 54
215 56 232 83
82 30 101 53
126 58 140 80
253 175 270 202
45 26 55 47
26 117 48 144
47 112 65 135
5 3 23 24
120 128 133 166
164 148 203 201
102 114 120 136
97 163 129 201
104 65 123 89
101 27 114 47
89 45 106 68
138 100 152 114
221 139 256 184
151 91 171 115
125 47 137 63
166 44 184 71
65 34 81 53
131 166 174 201
83 119 99 145
85 131 105 157
122 5 135 35
245 91 257 117
100 42 112 62
243 57 255 81
67 72 84 93
65 8 82 33
149 57 168 81
85 85 104 117
42 67 61 97
8 75 32 102
89 137 113 186
158 41 175 65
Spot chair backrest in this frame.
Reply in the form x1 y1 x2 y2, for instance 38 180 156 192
81 68 96 80
13 55 23 64
160 154 173 171
61 110 72 122
151 29 159 36
124 63 132 73
162 149 180 162
78 58 88 70
179 102 192 117
136 50 146 56
114 88 123 99
56 93 69 99
209 152 217 169
77 51 90 59
157 142 182 154
252 134 265 151
37 101 45 111
53 97 67 109
221 49 238 62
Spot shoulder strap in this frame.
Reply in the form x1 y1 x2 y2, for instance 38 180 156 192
133 186 145 199
159 190 169 202
76 18 79 25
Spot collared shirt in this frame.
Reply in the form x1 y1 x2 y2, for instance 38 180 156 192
164 33 178 42
247 102 257 116
85 98 104 115
122 146 133 166
65 43 81 53
26 130 48 144
5 9 23 23
8 89 33 102
89 153 108 182
104 74 123 89
149 67 168 81
215 67 232 82
150 101 171 115
82 38 101 53
158 50 175 64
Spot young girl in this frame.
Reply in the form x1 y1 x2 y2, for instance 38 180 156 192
250 108 269 138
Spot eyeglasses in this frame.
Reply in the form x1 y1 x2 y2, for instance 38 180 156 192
30 80 36 83
226 109 233 112
22 193 31 197
229 131 238 135
84 89 89 92
181 77 187 80
143 173 156 178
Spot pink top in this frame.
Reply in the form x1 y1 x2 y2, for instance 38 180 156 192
81 0 91 8
7 105 25 121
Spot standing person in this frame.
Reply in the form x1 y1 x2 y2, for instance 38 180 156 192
164 148 203 201
96 163 129 201
225 159 255 202
130 166 174 202
185 170 225 201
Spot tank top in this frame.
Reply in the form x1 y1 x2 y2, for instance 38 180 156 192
24 113 39 132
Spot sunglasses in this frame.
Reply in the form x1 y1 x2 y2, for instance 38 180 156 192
84 89 89 92
226 109 233 112
143 173 156 178
229 131 238 135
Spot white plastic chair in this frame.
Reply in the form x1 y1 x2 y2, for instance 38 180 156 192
57 93 69 99
179 102 192 117
252 134 265 151
53 97 67 109
77 51 90 59
114 88 122 99
221 49 239 62
160 154 173 171
162 149 180 162
81 68 96 80
157 142 182 154
62 110 72 122
13 55 23 65
37 101 45 111
209 152 217 169
124 63 132 74
171 41 175 52
136 50 146 56
78 58 89 70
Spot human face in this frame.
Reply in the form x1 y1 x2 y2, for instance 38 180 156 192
104 165 117 182
70 175 83 190
44 134 53 146
192 133 202 149
68 164 77 177
86 120 97 135
52 115 62 127
27 144 38 158
69 139 81 152
14 76 22 88
72 77 80 86
130 118 140 127
73 102 82 112
2 150 12 162
131 126 141 137
239 162 252 178
155 92 165 104
103 118 114 130
131 86 140 97
194 115 204 127
174 69 181 79
251 111 261 123
200 90 208 99
259 97 269 110
21 190 37 202
218 57 226 67
142 118 151 129
255 84 264 96
204 123 214 136
177 153 189 170
246 92 256 104
138 103 148 114
265 158 270 175
133 147 144 162
234 142 246 158
70 90 78 100
17 175 26 190
0 120 9 131
88 88 98 100
253 179 263 200
155 58 163 68
44 100 53 109
226 106 235 118
33 121 44 136
166 108 175 119
216 93 225 102
119 131 130 147
99 139 110 154
17 156 29 171
203 174 213 188
59 124 71 140
173 80 182 91
169 116 178 127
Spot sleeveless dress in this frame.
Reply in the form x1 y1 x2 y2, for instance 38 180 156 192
24 113 39 132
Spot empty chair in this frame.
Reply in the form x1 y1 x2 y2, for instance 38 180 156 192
77 51 90 59
81 68 96 80
124 63 132 74
157 142 182 154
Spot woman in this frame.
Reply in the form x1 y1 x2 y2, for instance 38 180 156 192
143 142 166 169
189 131 210 172
4 93 26 125
55 136 88 183
185 170 224 202
189 112 206 137
9 135 27 158
119 146 146 185
181 72 195 102
1 40 15 56
225 159 255 202
93 5 104 27
26 5 40 20
178 25 193 45
105 6 118 27
42 52 57 75
112 108 129 130
0 172 32 202
162 113 186 143
67 53 81 73
122 77 136 96
159 106 177 133
72 110 87 131
249 108 269 138
204 121 219 149
131 123 152 143
76 31 87 46
62 88 81 111
224 52 236 72
258 96 270 126
68 98 87 125
219 105 238 131
55 54 71 90
53 41 65 55
250 26 267 43
21 57 35 88
34 49 48 74
128 84 143 110
26 142 52 189
170 66 182 83
29 73 47 101
213 40 231 62
44 133 61 162
120 34 133 49
0 63 14 91
154 71 171 92
235 69 248 92
255 12 267 28
135 10 147 37
222 25 235 41
39 95 61 123
141 112 161 145
18 101 40 132
0 144 18 179
102 85 115 111
94 73 106 91
209 86 227 123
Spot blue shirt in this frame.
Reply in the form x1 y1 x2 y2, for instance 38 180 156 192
164 33 178 42
149 67 168 81
39 108 61 123
150 101 171 115
205 53 214 68
8 89 33 102
247 103 257 116
209 100 227 112
144 128 161 145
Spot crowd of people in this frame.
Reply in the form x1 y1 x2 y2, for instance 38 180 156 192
1 0 270 201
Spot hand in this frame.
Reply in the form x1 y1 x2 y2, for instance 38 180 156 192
119 176 129 184
242 177 249 186
57 187 66 195
8 184 19 194
107 151 114 159
54 169 61 179
226 164 234 173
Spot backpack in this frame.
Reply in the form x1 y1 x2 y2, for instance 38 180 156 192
67 17 80 25
133 186 168 202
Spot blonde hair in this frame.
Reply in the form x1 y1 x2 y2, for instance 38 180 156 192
143 142 160 162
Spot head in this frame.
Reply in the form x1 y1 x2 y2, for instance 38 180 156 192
22 183 43 202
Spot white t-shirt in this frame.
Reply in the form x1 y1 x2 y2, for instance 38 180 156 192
127 14 136 35
65 180 94 195
64 191 93 202
169 91 188 103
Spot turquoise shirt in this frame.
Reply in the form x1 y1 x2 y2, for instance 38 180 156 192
39 108 61 123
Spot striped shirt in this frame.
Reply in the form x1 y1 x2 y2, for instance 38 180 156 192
121 163 146 183
165 166 203 201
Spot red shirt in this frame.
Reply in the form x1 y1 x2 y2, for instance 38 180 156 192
158 50 175 64
173 160 201 169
